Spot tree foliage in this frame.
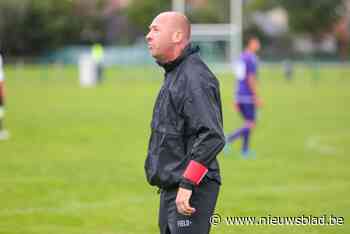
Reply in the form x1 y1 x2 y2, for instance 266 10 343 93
0 0 104 56
280 0 343 35
126 0 171 35
246 0 344 35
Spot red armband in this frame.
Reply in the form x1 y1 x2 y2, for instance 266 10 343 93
183 160 208 185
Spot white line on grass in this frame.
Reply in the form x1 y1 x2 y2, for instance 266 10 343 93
0 177 65 183
0 200 116 216
305 133 347 156
0 196 147 216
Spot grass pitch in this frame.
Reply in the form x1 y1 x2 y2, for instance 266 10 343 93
0 64 349 234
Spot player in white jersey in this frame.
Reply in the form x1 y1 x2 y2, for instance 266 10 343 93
0 54 9 140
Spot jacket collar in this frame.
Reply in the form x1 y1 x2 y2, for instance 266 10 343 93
157 44 200 73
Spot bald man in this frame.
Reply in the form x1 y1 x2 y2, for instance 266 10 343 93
144 12 225 234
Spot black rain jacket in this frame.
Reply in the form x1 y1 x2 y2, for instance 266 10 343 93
145 44 225 190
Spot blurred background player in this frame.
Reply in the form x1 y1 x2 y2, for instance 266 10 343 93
283 59 294 82
0 53 9 140
224 37 262 158
91 43 105 84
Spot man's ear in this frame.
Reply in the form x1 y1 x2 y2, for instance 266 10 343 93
172 31 183 43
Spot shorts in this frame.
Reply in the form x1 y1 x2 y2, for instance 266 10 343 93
159 177 220 234
238 103 255 121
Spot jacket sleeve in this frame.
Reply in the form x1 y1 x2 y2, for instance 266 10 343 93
179 79 225 190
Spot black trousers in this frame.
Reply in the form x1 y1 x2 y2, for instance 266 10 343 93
159 177 220 234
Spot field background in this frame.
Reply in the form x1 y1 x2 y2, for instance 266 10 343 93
0 64 349 234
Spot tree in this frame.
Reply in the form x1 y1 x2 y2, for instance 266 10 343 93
245 0 346 58
246 0 343 35
0 0 105 56
278 0 343 35
127 0 171 37
127 0 230 40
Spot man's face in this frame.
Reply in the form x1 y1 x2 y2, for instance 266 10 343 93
250 38 261 53
145 15 174 61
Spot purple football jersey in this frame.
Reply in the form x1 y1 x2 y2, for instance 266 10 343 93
233 51 258 103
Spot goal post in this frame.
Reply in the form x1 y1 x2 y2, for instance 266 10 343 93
172 0 242 67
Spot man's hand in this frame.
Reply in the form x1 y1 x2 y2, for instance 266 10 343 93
254 97 263 108
0 83 4 98
176 187 196 216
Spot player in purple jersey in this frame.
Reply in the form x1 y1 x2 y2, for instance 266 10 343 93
225 37 262 157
